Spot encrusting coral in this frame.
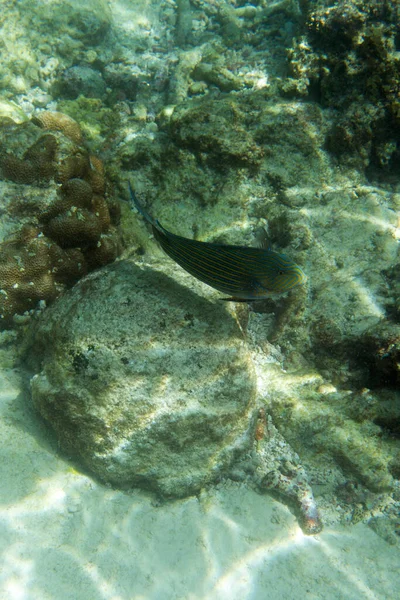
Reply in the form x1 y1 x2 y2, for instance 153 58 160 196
0 111 123 328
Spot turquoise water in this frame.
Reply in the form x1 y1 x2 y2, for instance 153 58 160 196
0 1 399 599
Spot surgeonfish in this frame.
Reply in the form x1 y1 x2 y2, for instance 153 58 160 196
128 183 306 301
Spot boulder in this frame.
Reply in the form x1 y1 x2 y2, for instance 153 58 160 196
25 258 257 497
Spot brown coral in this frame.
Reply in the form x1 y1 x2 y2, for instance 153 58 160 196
0 112 124 328
56 152 91 184
49 246 88 285
0 229 58 326
40 178 93 222
44 209 103 248
39 177 115 249
0 153 37 184
91 195 111 231
0 226 92 327
31 111 83 145
84 228 122 269
87 155 106 194
0 134 57 184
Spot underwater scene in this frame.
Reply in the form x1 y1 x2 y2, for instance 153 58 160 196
0 0 399 598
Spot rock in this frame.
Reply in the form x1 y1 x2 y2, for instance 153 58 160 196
25 258 257 498
192 63 244 92
169 96 263 169
103 64 139 101
57 66 107 100
287 0 400 173
22 0 112 45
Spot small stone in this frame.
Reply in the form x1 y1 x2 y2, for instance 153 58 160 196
318 383 337 395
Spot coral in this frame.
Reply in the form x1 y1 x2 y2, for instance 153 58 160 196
84 228 122 269
91 195 110 230
0 112 123 328
56 152 91 184
40 178 93 222
0 154 37 185
49 246 88 285
43 209 103 248
0 227 73 327
23 134 58 179
86 156 106 194
32 111 83 145
0 134 57 184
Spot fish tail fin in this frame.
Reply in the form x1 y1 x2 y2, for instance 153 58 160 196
128 182 158 228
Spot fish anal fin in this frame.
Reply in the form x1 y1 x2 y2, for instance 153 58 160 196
220 297 256 303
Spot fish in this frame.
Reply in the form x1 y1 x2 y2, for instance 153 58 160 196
128 183 306 301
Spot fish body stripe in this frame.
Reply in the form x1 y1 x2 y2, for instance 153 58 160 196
154 227 257 296
154 227 304 296
129 184 306 299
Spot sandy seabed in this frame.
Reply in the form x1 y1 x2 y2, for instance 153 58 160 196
0 363 399 600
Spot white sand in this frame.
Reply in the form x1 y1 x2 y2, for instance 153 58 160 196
0 364 399 600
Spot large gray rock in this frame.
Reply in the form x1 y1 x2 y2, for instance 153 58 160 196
22 0 112 45
25 258 257 497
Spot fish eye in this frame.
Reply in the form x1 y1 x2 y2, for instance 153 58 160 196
278 270 284 276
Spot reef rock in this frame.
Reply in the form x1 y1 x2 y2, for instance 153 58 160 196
21 0 112 45
25 258 257 497
286 0 400 174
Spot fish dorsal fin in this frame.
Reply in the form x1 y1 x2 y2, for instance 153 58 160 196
254 226 270 250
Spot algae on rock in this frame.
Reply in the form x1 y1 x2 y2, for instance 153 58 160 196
287 0 400 175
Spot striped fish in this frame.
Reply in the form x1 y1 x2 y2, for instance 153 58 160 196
129 183 306 301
